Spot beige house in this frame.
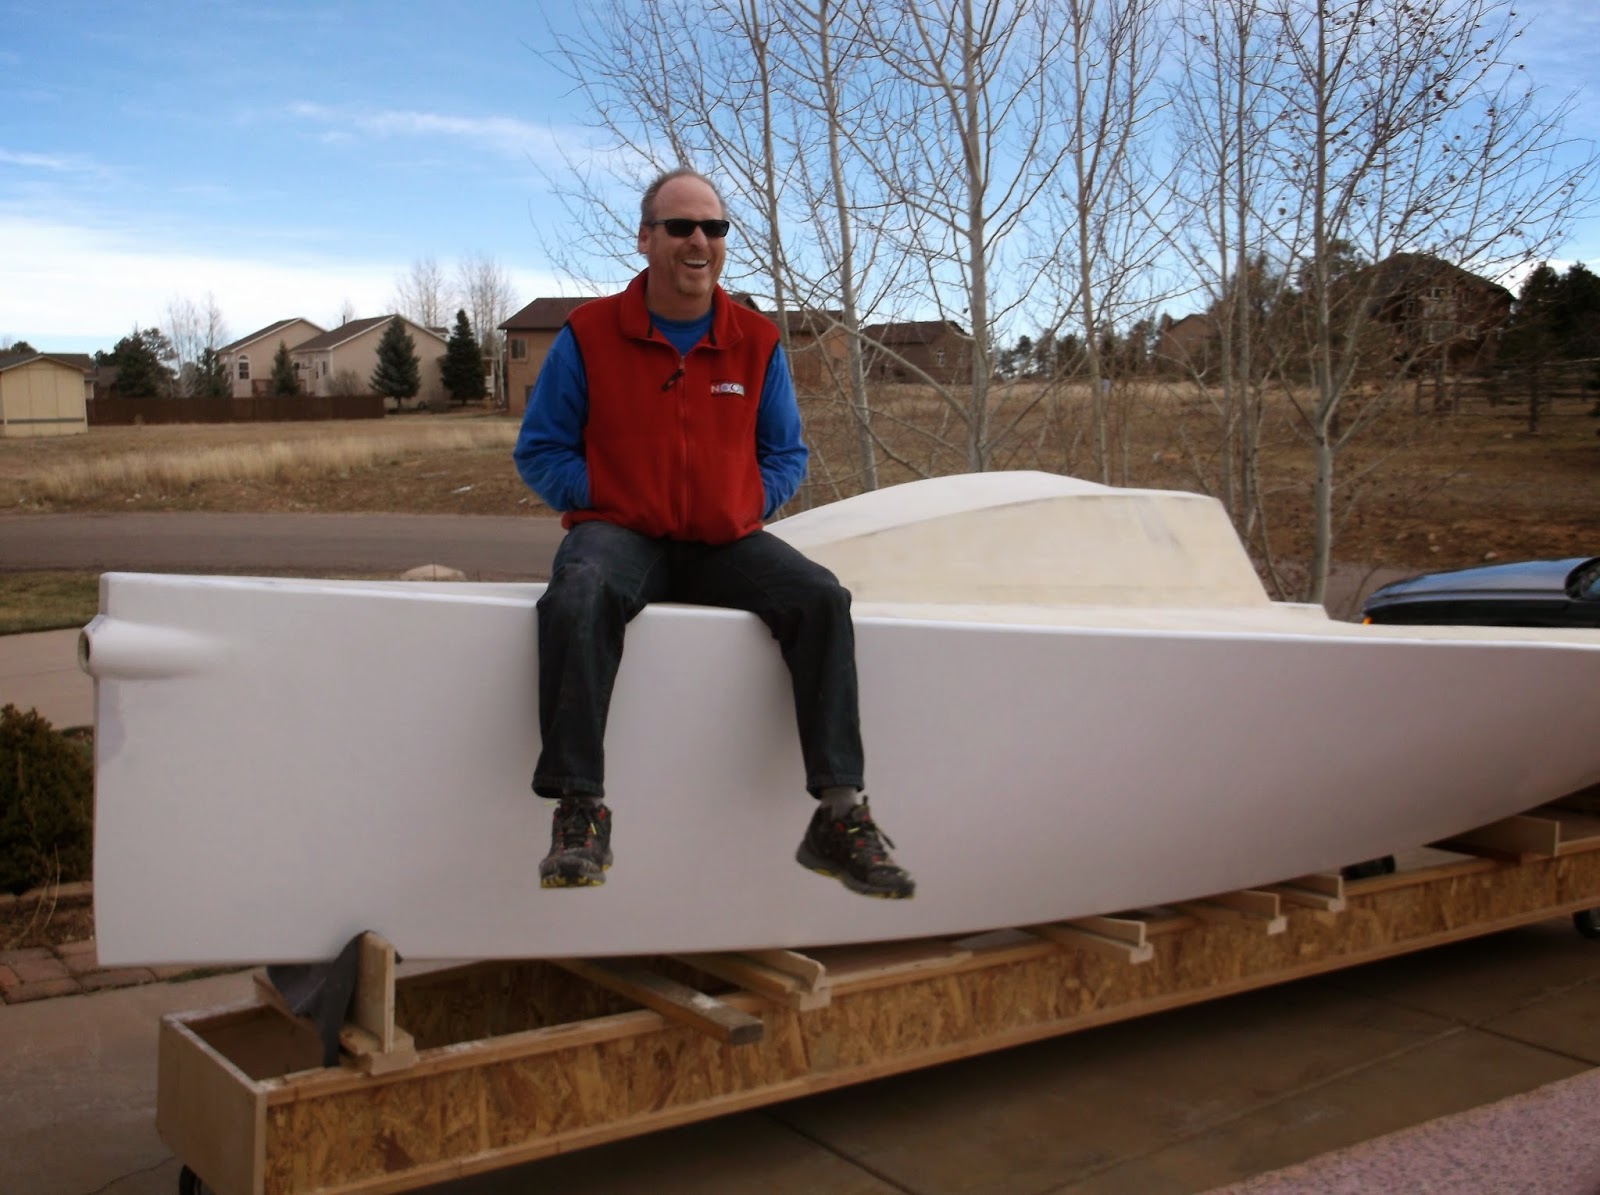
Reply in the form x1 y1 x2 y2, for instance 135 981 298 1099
219 318 325 398
500 297 592 417
0 352 90 438
290 316 449 409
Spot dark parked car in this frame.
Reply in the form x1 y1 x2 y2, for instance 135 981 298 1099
1346 555 1600 889
1362 556 1600 628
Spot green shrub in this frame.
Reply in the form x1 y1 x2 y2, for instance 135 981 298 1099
0 705 92 895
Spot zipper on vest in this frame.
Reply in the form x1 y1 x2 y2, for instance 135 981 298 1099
665 352 688 530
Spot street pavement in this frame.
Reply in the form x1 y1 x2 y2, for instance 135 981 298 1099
3 515 1583 1194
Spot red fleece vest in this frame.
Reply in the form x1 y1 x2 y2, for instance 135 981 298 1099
564 272 780 544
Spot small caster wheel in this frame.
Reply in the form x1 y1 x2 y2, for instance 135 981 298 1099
1573 909 1600 940
179 1165 215 1194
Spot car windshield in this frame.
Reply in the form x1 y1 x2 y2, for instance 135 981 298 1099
1575 560 1600 601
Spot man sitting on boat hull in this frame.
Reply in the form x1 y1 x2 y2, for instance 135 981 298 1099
513 166 915 900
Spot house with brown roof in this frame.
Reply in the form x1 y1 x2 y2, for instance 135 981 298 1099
1362 253 1512 371
0 352 91 437
861 319 970 384
290 316 450 409
502 291 783 415
775 308 848 391
1155 313 1217 376
219 318 325 398
500 297 594 417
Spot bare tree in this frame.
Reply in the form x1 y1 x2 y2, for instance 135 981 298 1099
456 254 518 357
535 0 909 495
164 292 229 398
1058 0 1169 483
844 0 1082 473
334 298 358 328
1258 0 1595 601
455 253 519 406
1164 0 1289 562
391 257 454 329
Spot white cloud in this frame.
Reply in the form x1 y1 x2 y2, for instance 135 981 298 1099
0 148 104 174
288 102 564 163
0 214 556 352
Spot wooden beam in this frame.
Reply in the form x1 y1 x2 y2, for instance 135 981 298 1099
1177 889 1287 935
807 940 974 992
1029 915 1154 964
554 958 765 1046
1264 872 1346 913
739 948 828 993
675 952 832 1011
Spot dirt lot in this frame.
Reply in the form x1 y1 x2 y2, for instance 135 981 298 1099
2 392 1598 587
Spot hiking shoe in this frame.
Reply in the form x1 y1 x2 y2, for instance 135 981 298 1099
539 798 614 888
796 798 915 899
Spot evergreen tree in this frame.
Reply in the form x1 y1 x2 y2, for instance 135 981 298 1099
104 327 174 398
439 309 486 404
370 317 422 404
1503 264 1564 432
269 340 300 396
192 346 231 399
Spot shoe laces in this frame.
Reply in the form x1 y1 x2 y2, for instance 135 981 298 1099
835 801 896 863
553 800 600 849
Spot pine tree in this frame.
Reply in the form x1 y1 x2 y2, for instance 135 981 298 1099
269 340 300 396
105 328 171 399
370 317 422 405
192 346 231 399
439 309 486 405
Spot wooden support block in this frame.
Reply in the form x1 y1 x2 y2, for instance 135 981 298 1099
1265 872 1347 913
338 1023 418 1076
253 934 421 1074
740 948 828 993
1178 889 1287 935
1029 915 1154 964
555 958 765 1046
811 940 974 991
675 952 832 1011
350 932 401 1052
1433 814 1562 863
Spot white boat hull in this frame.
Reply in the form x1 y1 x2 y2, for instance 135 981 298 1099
83 574 1600 965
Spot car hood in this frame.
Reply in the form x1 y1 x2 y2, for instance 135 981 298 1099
1369 557 1597 602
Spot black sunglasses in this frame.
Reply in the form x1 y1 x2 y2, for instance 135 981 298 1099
644 218 731 239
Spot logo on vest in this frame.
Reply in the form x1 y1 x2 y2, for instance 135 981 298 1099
710 381 746 396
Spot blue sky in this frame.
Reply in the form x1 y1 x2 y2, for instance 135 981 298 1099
2 0 602 353
4 0 1600 356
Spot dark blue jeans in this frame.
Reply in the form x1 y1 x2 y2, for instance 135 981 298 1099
533 520 865 799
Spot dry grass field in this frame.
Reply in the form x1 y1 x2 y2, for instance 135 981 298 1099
2 385 1597 592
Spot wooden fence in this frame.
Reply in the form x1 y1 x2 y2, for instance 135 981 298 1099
87 394 385 426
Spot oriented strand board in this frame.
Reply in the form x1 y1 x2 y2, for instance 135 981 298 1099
160 845 1600 1194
